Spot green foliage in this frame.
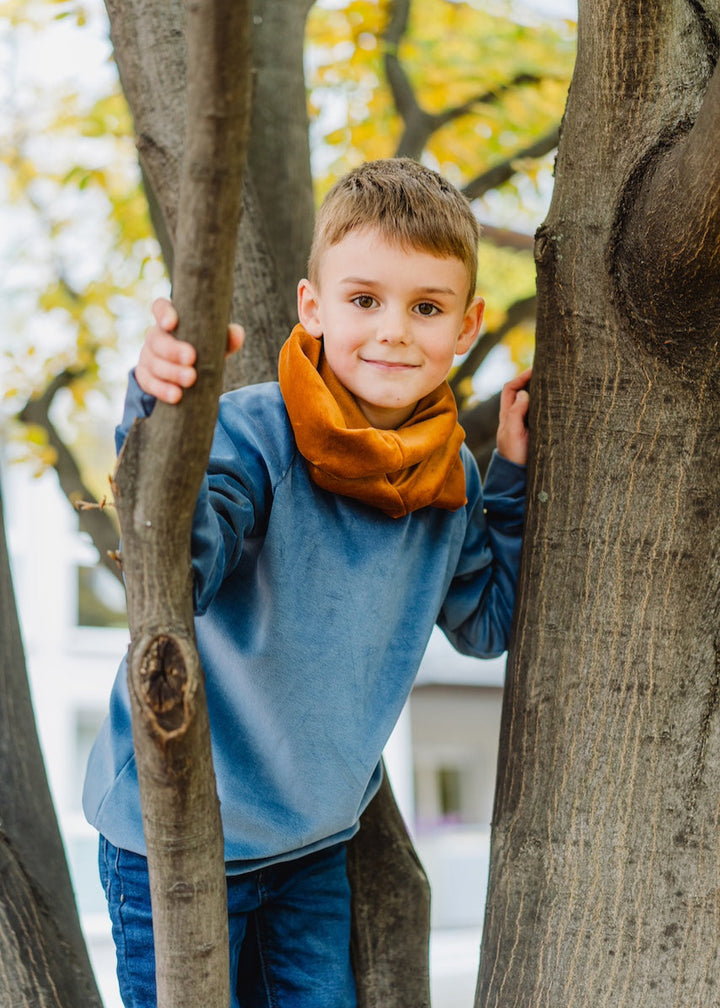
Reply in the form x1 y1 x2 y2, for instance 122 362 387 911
0 0 166 477
306 0 576 381
307 0 574 189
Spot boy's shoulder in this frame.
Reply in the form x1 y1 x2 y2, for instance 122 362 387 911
220 378 284 413
217 380 295 462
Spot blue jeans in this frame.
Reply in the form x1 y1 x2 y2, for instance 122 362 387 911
99 837 357 1008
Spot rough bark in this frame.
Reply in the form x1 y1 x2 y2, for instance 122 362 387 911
477 1 720 1004
112 2 252 1006
105 0 314 387
0 476 103 1008
347 772 432 1008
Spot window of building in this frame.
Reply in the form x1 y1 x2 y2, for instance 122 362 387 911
72 708 106 808
437 765 463 822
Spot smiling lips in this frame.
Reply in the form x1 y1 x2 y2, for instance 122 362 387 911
361 357 420 369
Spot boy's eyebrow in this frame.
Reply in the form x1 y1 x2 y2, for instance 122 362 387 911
339 276 458 296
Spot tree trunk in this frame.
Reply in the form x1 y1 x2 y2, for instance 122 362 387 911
0 476 103 1008
112 2 252 1005
104 0 314 386
347 771 431 1008
477 1 720 1004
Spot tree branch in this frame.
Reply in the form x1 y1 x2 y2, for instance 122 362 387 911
463 127 560 201
459 390 501 474
0 479 103 1006
383 0 429 158
106 0 305 386
112 1 252 1004
383 0 549 167
450 294 537 404
17 371 123 585
348 772 431 1008
478 222 534 251
431 73 544 134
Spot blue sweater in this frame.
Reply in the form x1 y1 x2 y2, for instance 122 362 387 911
83 375 526 871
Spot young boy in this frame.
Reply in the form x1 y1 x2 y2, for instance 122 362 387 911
83 158 530 1008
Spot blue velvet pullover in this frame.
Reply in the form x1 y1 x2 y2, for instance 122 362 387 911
83 373 526 872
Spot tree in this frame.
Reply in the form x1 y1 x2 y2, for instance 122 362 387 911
0 473 102 1006
10 0 719 1004
476 2 720 1004
110 1 253 1005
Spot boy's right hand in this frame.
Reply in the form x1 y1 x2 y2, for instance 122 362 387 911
135 297 245 404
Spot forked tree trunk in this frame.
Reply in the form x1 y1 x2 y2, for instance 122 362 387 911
477 1 720 1004
112 1 252 1005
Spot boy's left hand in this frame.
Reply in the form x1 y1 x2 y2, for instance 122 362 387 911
496 368 532 466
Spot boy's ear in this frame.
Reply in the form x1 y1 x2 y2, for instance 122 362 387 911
455 296 485 355
297 279 323 337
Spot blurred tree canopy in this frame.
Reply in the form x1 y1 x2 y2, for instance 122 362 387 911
1 0 575 501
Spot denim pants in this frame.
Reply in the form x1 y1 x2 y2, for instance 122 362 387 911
99 836 357 1008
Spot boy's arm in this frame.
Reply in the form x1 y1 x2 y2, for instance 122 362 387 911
189 397 276 614
437 449 526 658
114 369 158 454
115 300 267 615
116 387 277 615
437 363 531 658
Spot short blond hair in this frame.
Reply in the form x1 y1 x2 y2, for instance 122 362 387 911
308 158 480 304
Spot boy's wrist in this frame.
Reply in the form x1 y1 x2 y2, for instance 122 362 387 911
494 447 527 469
128 368 158 416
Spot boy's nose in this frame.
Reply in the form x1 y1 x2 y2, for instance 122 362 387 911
378 310 409 344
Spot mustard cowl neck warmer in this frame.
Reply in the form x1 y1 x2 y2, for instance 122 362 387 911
278 324 467 518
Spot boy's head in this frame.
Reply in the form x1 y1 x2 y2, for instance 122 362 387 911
297 160 485 430
307 158 480 305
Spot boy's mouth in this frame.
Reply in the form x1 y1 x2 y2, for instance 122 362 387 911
361 357 419 370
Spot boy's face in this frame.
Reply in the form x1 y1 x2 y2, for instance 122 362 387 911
297 227 484 429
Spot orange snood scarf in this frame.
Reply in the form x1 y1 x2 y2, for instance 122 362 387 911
278 324 467 518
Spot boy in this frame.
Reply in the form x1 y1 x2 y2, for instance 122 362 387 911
84 158 530 1007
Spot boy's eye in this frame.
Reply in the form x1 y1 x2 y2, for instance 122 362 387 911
352 294 377 309
415 302 440 316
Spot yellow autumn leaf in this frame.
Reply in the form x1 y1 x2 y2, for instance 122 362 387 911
25 424 49 447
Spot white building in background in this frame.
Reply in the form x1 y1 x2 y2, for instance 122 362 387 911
4 458 505 1008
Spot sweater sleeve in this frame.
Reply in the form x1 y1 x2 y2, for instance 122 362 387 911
190 392 278 614
437 448 526 659
114 371 279 617
114 369 157 453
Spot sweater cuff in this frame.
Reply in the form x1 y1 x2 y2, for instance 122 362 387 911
485 449 526 494
114 369 157 453
482 450 526 524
